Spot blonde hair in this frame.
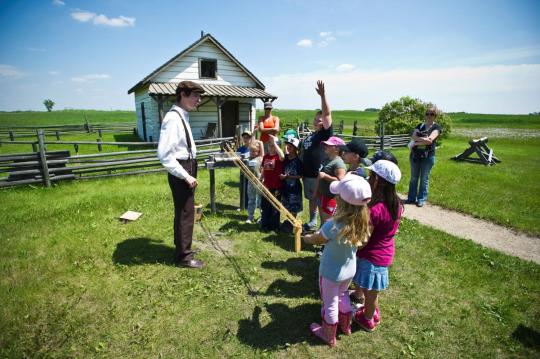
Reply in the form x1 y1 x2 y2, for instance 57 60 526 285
333 196 370 248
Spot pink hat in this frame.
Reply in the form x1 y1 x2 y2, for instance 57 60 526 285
329 173 372 206
321 136 345 146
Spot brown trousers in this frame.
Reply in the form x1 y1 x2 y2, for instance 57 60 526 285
168 159 197 263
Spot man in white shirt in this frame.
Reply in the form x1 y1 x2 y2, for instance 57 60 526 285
157 81 204 269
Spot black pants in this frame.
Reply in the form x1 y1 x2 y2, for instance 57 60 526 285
260 188 281 231
168 159 197 263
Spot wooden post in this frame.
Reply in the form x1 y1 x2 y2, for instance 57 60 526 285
209 162 216 213
380 121 385 150
74 144 79 154
353 120 358 136
97 138 102 152
37 130 51 187
98 129 102 138
85 115 90 133
214 96 224 138
294 225 302 252
55 130 60 140
339 120 344 134
9 131 14 141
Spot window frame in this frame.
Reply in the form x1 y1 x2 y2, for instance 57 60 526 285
198 58 218 79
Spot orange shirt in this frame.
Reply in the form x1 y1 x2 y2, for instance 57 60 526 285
259 116 278 143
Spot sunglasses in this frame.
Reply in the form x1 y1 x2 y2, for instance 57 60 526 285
425 112 436 116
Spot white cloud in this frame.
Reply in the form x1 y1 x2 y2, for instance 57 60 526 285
53 0 65 6
49 70 60 75
336 64 356 72
71 74 111 82
320 31 332 37
263 64 540 114
0 64 27 79
297 39 313 48
71 10 135 27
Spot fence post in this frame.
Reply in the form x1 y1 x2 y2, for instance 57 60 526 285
353 120 358 136
85 115 91 133
32 142 37 152
37 130 51 187
379 121 385 150
339 120 344 134
9 131 14 141
98 129 102 138
97 138 102 152
55 130 60 140
74 144 79 154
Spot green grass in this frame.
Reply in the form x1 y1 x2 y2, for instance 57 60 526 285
392 136 540 236
1 169 539 358
0 109 135 126
448 112 540 129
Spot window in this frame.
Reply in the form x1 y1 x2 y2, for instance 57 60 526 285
199 58 217 79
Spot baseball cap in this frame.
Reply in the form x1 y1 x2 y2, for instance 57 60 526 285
282 128 298 141
370 150 398 165
329 173 372 206
367 159 401 184
321 136 345 146
241 130 252 137
285 137 300 149
339 138 369 158
264 101 273 109
176 81 205 93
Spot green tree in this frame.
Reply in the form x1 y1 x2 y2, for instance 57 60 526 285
43 99 55 112
375 96 452 139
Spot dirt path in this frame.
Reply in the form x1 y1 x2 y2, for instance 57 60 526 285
401 200 540 265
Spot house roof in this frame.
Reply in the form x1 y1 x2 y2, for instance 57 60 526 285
128 34 266 94
148 82 276 100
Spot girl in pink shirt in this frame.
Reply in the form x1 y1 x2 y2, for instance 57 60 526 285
352 160 403 331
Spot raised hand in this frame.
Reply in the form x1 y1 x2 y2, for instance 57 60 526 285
316 80 325 97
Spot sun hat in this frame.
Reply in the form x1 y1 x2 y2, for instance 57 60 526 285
329 173 372 206
321 136 345 146
367 159 401 184
264 101 273 109
370 150 398 165
339 138 369 158
285 137 300 149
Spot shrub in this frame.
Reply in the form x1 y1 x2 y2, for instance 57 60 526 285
375 96 452 139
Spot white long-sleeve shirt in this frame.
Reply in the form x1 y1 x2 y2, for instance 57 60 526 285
157 105 197 179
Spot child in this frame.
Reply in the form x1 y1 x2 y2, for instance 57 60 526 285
339 138 370 178
279 137 303 232
352 159 403 331
316 136 347 223
304 174 372 347
260 135 284 232
241 130 264 223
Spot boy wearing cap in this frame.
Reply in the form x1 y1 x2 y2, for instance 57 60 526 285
300 81 334 232
339 138 371 178
157 81 205 269
279 137 303 232
258 102 280 152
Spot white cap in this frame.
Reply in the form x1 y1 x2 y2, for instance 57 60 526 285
285 137 300 149
367 160 401 184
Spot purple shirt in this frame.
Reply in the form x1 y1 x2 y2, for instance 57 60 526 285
357 202 402 266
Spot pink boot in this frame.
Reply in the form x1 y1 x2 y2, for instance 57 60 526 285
353 307 377 332
310 319 337 347
338 311 352 335
374 307 380 324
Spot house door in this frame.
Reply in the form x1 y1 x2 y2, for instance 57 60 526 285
221 101 239 137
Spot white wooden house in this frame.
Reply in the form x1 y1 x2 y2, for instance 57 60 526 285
127 33 277 142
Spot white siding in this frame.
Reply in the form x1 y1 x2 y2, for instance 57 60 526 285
150 40 258 88
134 88 157 141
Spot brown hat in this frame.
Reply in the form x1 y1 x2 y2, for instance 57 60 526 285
177 81 205 94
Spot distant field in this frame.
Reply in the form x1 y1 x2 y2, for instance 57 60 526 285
0 110 135 126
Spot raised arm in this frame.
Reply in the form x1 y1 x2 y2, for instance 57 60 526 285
316 80 332 129
269 135 285 161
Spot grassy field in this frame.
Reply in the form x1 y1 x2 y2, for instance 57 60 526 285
0 110 135 126
1 169 539 358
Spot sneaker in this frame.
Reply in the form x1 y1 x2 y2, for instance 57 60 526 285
404 199 416 205
416 201 425 208
302 223 317 232
353 307 377 332
245 219 253 224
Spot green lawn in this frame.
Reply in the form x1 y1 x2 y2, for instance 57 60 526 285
1 169 539 358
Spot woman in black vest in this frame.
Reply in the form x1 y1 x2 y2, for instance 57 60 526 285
406 107 442 207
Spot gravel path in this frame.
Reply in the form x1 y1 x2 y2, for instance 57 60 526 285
401 201 540 265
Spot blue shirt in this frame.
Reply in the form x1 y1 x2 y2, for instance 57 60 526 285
319 219 357 282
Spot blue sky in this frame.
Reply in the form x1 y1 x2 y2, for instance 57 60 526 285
0 0 539 113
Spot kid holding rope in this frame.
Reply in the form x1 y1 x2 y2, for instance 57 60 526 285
303 174 372 347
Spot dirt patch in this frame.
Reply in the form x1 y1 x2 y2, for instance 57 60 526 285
195 233 235 254
401 200 540 265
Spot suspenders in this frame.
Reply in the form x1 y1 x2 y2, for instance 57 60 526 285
171 109 194 161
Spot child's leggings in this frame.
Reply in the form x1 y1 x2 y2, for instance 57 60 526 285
319 276 352 324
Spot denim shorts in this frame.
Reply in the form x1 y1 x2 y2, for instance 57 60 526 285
353 258 389 291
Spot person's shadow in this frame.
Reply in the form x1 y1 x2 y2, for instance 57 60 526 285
261 257 320 298
112 237 175 266
237 303 321 350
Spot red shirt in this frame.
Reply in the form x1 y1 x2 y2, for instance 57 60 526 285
262 153 283 190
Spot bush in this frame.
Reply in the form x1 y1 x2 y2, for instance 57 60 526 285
375 96 452 139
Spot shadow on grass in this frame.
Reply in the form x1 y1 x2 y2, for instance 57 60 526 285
260 257 319 299
237 303 321 350
112 237 174 266
224 180 239 188
261 232 297 251
512 324 540 349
